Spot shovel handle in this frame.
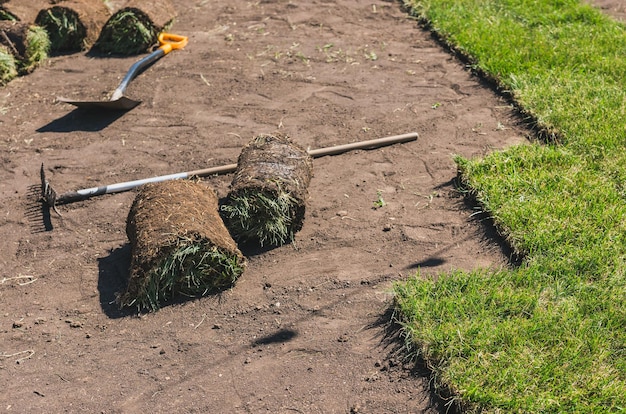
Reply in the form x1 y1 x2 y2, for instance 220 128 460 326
158 33 188 54
111 33 187 100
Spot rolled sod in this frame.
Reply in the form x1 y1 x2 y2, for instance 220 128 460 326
0 9 17 21
221 133 314 247
34 0 110 52
0 0 41 23
120 180 246 312
94 0 176 55
0 21 49 73
0 45 17 84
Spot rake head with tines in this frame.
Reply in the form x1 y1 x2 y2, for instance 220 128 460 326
40 163 99 217
40 164 61 216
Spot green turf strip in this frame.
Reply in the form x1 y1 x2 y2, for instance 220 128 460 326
395 0 626 412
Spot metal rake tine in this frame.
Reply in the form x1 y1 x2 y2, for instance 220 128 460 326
40 164 62 216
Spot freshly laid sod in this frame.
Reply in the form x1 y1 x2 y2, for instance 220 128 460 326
395 0 626 412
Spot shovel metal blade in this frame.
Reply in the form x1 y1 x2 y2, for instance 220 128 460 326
57 96 141 111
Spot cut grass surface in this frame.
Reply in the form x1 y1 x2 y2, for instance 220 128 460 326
221 189 299 247
396 269 626 412
22 25 49 73
120 238 245 312
0 10 17 21
395 0 626 412
0 45 17 84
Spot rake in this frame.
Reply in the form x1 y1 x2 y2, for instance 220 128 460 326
39 132 418 220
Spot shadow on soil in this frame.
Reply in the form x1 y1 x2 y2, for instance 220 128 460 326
369 306 452 413
96 240 454 412
97 244 134 319
37 107 127 133
25 184 53 233
405 176 521 271
252 328 299 346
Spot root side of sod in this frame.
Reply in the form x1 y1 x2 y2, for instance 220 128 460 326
0 45 17 84
221 133 313 247
0 0 41 24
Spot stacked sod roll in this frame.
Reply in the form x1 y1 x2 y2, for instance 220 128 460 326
0 44 17 84
221 133 314 247
120 180 246 312
0 0 40 23
0 21 49 76
34 0 110 52
94 0 176 54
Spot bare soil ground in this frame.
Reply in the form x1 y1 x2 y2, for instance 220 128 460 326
1 0 616 412
587 0 626 21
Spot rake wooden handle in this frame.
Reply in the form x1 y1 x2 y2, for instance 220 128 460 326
49 132 418 206
186 132 419 177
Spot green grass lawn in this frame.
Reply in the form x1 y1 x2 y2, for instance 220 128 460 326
394 0 626 412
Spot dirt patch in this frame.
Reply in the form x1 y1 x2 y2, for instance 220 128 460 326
586 0 626 21
1 0 548 412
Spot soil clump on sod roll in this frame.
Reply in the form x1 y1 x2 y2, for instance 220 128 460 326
0 20 49 73
120 180 246 312
221 133 314 248
34 0 110 52
94 0 176 55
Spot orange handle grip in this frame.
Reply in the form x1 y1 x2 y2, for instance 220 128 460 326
158 32 188 54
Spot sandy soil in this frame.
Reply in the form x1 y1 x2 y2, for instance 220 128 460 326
2 0 616 412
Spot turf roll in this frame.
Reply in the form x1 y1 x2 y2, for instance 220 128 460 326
221 133 313 247
120 180 246 312
0 9 17 21
34 0 110 52
0 44 17 84
0 0 42 23
94 0 176 55
0 21 49 73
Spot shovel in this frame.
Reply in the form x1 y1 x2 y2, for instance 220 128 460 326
57 32 188 111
